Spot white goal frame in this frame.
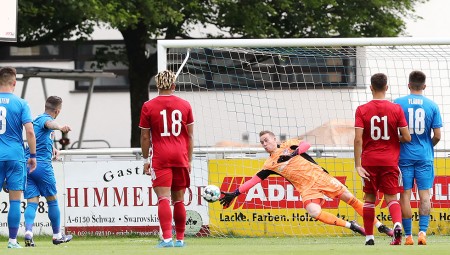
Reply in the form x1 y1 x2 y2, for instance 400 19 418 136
157 37 450 72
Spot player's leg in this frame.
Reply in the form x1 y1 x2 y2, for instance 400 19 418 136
45 195 72 244
37 164 72 245
378 166 403 245
400 189 414 245
23 164 43 247
4 161 26 248
415 160 434 245
339 190 393 236
417 189 430 245
399 160 414 244
172 190 186 247
359 166 378 244
153 167 174 247
306 177 365 235
385 193 403 245
8 190 22 248
362 192 376 244
171 167 190 247
304 199 365 235
24 197 39 247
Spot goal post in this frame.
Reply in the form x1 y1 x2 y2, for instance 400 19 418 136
157 38 450 237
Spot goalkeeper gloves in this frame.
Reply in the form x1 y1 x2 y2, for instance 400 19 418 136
219 188 241 208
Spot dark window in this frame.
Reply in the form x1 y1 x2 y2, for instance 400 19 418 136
169 47 357 91
0 41 130 91
74 42 129 91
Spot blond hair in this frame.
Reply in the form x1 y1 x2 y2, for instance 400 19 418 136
155 70 175 90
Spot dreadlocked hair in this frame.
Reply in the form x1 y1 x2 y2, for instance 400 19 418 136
155 70 175 89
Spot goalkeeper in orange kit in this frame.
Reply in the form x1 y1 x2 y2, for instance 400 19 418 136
220 130 393 237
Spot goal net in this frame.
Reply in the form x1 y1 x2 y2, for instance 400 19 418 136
158 38 450 237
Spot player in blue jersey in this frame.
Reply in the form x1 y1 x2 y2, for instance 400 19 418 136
394 71 442 245
23 96 73 247
0 67 37 248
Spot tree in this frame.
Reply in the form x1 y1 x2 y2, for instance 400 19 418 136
12 0 427 147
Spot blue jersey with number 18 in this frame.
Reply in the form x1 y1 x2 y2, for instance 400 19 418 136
394 94 442 161
0 93 33 161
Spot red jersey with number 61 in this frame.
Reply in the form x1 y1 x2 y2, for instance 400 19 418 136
355 99 408 166
139 95 194 168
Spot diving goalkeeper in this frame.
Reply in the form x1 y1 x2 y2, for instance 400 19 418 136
220 130 393 236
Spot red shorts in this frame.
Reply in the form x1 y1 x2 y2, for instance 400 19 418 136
362 166 403 195
151 167 190 191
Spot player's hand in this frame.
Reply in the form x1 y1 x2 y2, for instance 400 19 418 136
52 147 61 160
2 181 9 193
60 125 71 133
356 166 370 180
143 163 151 175
219 189 240 208
27 158 37 173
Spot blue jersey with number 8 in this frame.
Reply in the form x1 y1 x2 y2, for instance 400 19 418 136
0 93 33 161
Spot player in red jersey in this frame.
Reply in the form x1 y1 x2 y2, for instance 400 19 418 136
139 70 194 248
354 73 411 246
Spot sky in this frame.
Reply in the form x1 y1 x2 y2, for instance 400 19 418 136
405 0 450 37
92 0 449 39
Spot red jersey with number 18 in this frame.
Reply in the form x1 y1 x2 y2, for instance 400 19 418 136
139 95 194 168
355 99 407 166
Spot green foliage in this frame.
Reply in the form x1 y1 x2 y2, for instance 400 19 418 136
14 0 428 146
214 0 427 38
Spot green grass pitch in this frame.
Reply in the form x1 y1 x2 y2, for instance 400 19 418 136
0 235 449 255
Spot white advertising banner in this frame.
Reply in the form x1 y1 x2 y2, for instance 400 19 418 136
0 158 209 236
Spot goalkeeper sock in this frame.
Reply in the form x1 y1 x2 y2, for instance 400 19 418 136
158 197 173 240
316 211 346 227
173 200 186 241
363 202 375 235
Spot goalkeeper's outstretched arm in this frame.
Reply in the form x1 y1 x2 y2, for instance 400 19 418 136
219 170 273 207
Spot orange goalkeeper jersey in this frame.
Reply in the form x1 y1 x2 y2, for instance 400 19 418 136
262 139 337 196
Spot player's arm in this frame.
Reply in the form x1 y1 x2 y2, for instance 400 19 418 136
432 127 441 146
398 126 411 143
140 128 152 174
24 122 37 173
44 120 71 133
278 140 311 163
354 127 369 180
187 123 194 172
219 169 274 207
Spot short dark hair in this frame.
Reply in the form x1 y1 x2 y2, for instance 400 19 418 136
45 96 62 111
259 130 275 137
409 70 426 90
370 73 388 91
0 67 16 86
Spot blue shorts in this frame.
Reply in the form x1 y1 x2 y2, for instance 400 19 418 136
0 160 27 191
24 162 57 199
399 159 434 190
